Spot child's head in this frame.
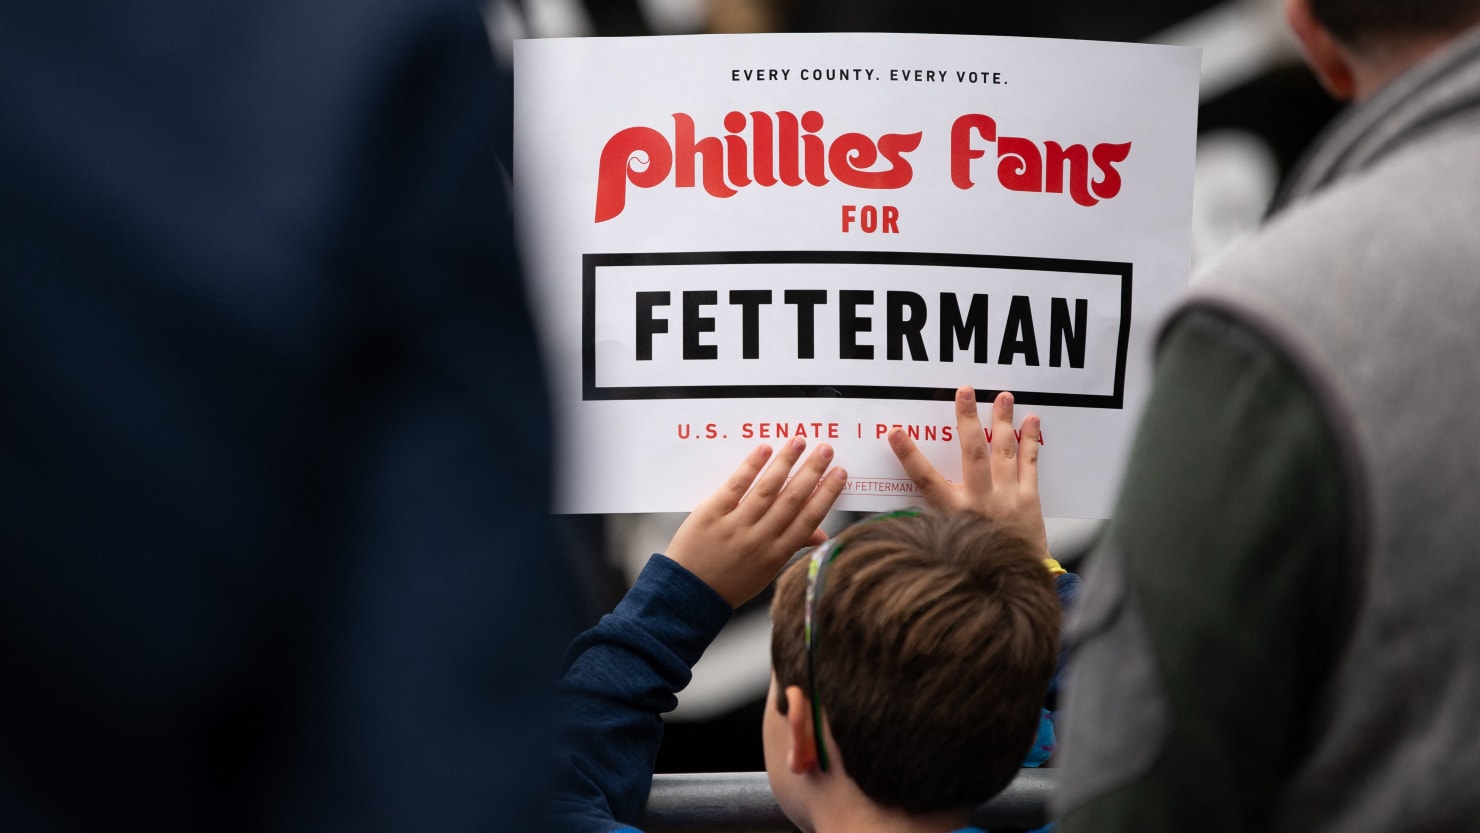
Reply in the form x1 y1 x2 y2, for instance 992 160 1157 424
766 509 1059 827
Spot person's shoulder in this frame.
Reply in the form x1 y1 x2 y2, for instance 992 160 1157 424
1197 121 1480 296
1171 121 1480 382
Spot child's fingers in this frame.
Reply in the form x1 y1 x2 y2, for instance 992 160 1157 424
955 385 992 496
764 443 835 533
989 391 1020 488
702 443 775 516
1020 415 1042 494
735 437 807 522
780 467 847 550
889 429 956 510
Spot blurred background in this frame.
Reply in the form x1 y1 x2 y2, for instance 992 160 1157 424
493 0 1343 777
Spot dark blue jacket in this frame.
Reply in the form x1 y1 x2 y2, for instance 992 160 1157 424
0 2 576 830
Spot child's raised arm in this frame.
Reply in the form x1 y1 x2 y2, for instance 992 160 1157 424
553 439 844 833
888 387 1074 770
887 386 1048 556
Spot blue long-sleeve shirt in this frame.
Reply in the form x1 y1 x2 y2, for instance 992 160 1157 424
554 555 733 832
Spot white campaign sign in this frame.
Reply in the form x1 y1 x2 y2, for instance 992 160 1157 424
514 33 1199 516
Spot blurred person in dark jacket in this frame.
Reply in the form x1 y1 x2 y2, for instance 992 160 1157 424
0 1 577 830
1055 1 1480 831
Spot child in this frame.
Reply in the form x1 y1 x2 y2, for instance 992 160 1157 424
554 387 1066 833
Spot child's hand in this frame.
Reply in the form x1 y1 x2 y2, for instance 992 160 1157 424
666 438 847 608
887 386 1049 556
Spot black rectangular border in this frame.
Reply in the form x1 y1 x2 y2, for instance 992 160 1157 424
582 250 1132 409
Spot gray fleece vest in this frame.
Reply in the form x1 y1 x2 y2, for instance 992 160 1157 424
1176 29 1480 832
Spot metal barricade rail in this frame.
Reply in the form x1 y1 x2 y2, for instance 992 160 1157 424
640 770 1055 832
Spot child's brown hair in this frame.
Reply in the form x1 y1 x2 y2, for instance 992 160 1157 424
769 510 1059 815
